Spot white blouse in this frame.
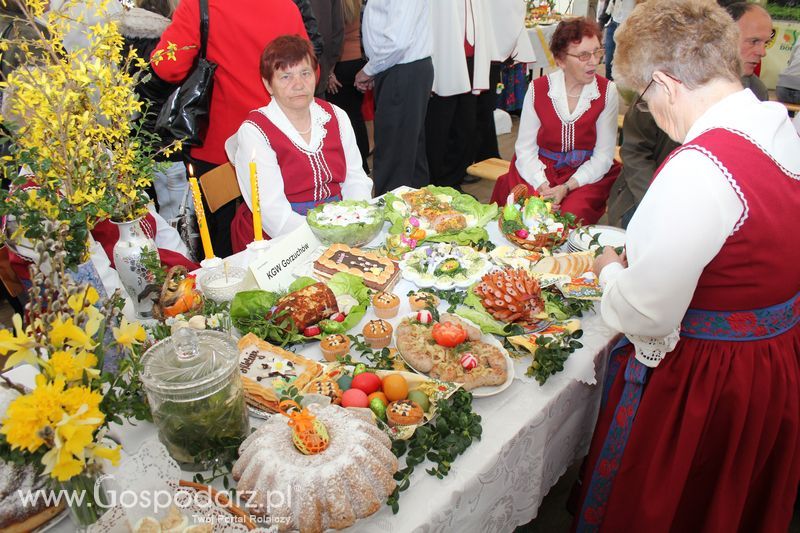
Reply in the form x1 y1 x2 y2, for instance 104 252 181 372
225 100 373 238
599 89 800 367
513 70 619 190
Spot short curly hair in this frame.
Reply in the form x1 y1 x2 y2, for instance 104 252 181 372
260 35 319 83
549 18 603 61
613 0 740 92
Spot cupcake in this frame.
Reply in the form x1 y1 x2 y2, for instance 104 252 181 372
320 334 351 362
386 399 424 427
362 319 393 349
408 291 439 311
372 291 400 319
307 379 343 405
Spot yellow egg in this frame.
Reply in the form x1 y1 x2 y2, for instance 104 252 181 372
382 374 409 402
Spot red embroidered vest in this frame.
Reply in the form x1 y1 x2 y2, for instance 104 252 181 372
656 128 800 310
532 74 609 153
244 99 347 203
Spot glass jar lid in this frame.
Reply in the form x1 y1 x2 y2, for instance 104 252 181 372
141 328 239 399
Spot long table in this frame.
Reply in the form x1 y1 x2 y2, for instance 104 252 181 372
41 221 620 532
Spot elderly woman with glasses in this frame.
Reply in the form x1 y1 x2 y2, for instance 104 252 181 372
575 1 800 532
490 17 619 224
225 35 373 252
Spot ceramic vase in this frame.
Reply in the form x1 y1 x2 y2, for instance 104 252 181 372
112 218 158 319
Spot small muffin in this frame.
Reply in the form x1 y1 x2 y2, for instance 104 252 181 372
408 291 440 311
372 291 400 318
362 319 393 349
386 399 424 427
320 333 351 362
307 379 343 405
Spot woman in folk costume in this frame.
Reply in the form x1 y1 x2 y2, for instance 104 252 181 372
575 1 800 531
226 35 372 252
490 18 619 224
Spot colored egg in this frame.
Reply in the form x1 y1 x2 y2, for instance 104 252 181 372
369 397 387 420
407 390 431 412
368 391 388 406
353 363 367 376
351 372 382 394
341 388 369 408
381 374 409 402
337 374 353 391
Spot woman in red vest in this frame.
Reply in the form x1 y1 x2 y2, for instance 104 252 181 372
575 2 800 531
226 35 373 252
490 18 619 224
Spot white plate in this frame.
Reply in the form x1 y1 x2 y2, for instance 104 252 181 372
399 244 492 290
568 225 626 252
393 314 515 398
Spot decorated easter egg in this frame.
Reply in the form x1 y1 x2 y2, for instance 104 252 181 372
382 374 409 402
337 374 353 391
369 397 387 420
351 372 382 394
368 391 388 406
407 390 431 412
341 388 369 408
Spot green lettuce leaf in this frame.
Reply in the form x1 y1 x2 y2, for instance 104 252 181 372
288 276 318 293
454 305 509 336
229 290 277 322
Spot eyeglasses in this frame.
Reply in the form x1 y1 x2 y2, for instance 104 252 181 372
633 72 681 113
745 28 777 49
565 49 605 62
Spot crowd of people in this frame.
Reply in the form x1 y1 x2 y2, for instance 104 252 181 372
1 0 799 531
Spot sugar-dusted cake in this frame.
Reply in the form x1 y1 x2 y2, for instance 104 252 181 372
233 404 398 532
314 244 400 291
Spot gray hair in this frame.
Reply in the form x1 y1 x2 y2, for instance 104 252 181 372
613 0 741 92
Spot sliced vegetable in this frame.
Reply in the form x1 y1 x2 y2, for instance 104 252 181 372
431 321 468 347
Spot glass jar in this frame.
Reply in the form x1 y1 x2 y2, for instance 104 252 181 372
140 328 249 470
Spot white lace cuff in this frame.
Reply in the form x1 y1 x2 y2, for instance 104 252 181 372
630 329 681 368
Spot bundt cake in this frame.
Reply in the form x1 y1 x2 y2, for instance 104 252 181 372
233 404 398 532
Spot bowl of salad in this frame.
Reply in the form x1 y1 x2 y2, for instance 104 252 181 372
307 200 385 247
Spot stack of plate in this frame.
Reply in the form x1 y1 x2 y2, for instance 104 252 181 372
567 225 627 253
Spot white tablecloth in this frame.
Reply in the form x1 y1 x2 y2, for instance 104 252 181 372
42 220 620 532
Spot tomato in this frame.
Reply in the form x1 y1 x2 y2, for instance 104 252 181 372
431 321 468 347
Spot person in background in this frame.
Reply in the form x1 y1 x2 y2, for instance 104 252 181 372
426 0 493 192
225 36 372 252
355 0 433 195
490 18 620 225
607 0 772 228
576 2 800 531
777 40 800 105
326 0 370 174
119 0 186 220
292 0 325 62
726 2 771 101
309 0 343 98
602 0 635 80
151 0 309 258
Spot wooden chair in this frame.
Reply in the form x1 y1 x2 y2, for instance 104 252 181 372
198 162 242 213
466 158 511 182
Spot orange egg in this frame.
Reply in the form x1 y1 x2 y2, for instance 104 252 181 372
368 391 388 406
382 374 409 402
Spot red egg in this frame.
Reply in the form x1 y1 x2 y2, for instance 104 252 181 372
350 372 382 395
341 388 369 408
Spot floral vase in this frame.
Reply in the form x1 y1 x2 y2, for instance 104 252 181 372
68 255 123 374
56 471 110 531
112 218 158 319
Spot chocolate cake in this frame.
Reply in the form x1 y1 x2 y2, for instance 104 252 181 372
314 244 400 291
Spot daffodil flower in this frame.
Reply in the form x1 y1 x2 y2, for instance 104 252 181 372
1 315 39 369
112 317 146 350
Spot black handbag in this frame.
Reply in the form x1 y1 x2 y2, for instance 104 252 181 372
155 0 217 146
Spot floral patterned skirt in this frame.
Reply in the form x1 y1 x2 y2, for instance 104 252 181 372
576 322 800 532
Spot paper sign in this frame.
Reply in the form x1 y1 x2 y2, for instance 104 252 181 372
249 223 322 291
